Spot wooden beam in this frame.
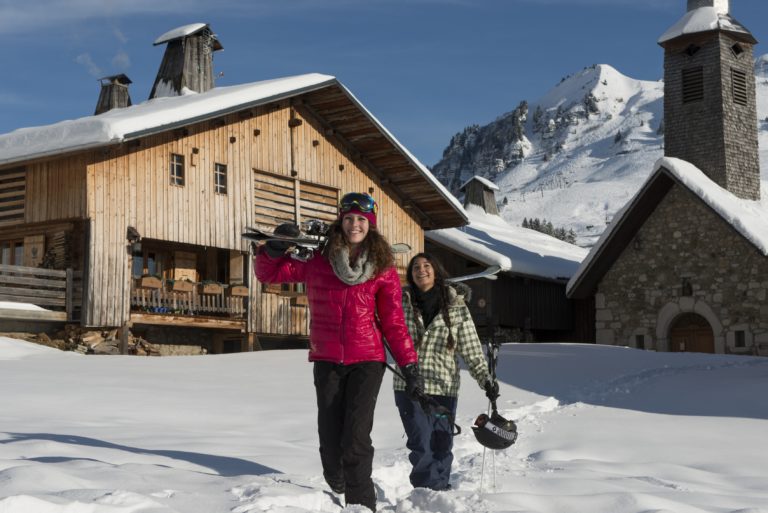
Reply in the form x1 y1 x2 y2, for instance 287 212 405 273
130 313 245 330
0 307 66 322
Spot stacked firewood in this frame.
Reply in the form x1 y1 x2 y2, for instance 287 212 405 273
4 326 160 356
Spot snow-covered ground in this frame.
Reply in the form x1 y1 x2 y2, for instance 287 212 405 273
1 336 767 513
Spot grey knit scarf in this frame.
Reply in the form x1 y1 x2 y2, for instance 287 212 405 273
329 246 375 285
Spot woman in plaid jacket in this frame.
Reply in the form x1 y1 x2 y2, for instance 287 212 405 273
393 253 500 491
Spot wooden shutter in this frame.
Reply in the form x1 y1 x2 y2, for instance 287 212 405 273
253 170 296 229
682 67 704 104
0 167 26 227
299 181 338 225
731 68 748 106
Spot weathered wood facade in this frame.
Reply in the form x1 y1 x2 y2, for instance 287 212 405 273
0 79 465 351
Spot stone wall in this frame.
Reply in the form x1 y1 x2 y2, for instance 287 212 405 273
595 185 768 353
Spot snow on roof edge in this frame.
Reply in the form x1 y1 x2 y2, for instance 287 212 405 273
658 7 750 44
459 175 500 191
426 230 513 271
154 23 208 45
122 76 338 141
0 74 338 168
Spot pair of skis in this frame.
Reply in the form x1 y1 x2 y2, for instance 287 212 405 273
242 226 502 281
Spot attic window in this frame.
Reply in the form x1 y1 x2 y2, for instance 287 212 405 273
682 67 704 103
731 43 744 57
731 68 748 106
0 167 26 227
170 153 185 186
685 44 701 56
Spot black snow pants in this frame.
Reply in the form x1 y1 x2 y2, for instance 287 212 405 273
314 361 385 512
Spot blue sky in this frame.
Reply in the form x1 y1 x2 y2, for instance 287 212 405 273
2 0 768 166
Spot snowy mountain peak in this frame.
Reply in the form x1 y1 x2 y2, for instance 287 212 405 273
432 63 667 247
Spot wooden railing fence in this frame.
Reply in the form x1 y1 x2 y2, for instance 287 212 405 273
130 285 246 318
0 264 81 321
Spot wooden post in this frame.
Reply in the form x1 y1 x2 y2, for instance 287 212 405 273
119 323 131 355
65 268 74 322
243 332 261 352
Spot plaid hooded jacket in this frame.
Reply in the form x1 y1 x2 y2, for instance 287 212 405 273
393 282 491 397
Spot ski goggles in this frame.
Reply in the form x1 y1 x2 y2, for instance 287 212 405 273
339 193 378 215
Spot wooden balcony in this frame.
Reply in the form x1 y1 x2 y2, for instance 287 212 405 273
130 279 247 328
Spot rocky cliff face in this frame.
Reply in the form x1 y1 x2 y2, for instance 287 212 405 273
437 100 531 192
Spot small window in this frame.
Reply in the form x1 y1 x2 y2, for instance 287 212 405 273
170 153 185 186
731 43 744 57
0 239 24 265
731 68 748 106
635 334 645 350
685 44 701 57
682 67 704 103
734 330 746 348
214 163 227 195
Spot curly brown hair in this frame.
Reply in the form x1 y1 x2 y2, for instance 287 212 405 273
322 219 394 275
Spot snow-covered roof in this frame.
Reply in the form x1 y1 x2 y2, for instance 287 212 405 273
0 72 466 226
0 73 336 167
567 156 768 296
154 23 208 45
427 205 588 281
460 175 499 192
658 6 753 44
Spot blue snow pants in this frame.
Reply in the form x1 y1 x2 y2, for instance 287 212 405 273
394 390 458 491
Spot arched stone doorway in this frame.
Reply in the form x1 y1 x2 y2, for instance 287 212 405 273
669 313 715 353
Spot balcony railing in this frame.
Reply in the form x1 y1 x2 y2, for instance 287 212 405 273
130 279 247 318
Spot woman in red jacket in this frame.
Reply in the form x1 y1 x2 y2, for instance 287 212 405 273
255 192 422 512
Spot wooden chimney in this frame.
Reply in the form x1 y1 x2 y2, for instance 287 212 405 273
460 176 500 215
149 23 223 99
94 74 132 115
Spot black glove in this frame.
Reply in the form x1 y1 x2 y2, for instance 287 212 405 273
264 223 300 258
484 379 500 402
400 363 424 400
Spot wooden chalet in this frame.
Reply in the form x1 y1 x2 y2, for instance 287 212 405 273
0 23 466 353
426 176 594 343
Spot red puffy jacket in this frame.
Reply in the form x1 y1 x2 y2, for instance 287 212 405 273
254 250 418 367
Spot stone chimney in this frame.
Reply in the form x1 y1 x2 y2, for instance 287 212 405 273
660 0 760 200
149 23 223 99
94 74 132 115
460 176 500 215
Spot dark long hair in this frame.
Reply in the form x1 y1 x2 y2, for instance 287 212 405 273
406 253 456 350
322 219 394 276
